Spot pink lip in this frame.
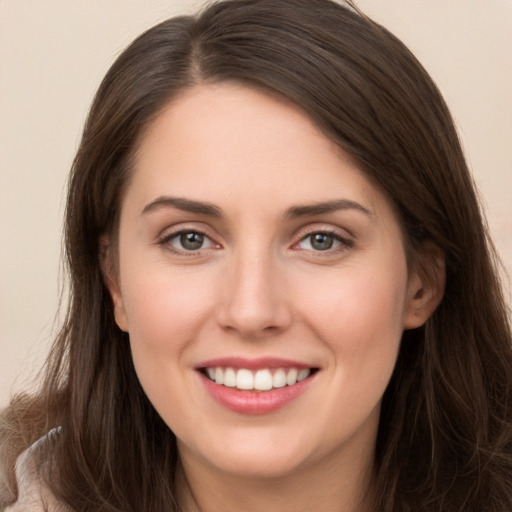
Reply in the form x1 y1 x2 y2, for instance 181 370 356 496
195 357 317 415
195 356 312 371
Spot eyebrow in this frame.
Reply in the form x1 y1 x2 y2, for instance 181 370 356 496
283 199 373 220
141 196 372 220
142 196 222 217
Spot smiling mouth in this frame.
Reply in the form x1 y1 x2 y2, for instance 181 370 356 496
201 367 317 391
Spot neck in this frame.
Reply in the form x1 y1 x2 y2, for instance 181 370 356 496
175 441 375 512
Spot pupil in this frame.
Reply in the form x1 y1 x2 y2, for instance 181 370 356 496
311 233 333 250
181 232 204 250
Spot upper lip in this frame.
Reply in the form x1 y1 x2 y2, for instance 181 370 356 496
195 356 315 371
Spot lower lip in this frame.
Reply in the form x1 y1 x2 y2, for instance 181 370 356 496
199 372 315 415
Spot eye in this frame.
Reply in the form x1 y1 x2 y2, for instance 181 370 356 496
161 230 217 253
296 231 348 252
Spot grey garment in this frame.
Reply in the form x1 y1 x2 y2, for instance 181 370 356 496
5 429 64 512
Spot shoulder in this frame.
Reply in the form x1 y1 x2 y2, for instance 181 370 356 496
4 429 66 512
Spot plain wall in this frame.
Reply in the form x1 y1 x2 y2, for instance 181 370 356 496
1 0 511 407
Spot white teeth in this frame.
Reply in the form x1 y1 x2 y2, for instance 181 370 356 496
236 369 254 390
297 368 311 382
254 369 273 391
286 368 298 386
205 366 313 390
272 369 287 388
224 367 236 387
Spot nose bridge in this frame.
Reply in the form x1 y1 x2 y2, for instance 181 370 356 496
217 241 291 337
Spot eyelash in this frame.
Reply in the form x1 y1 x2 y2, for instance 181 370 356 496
157 228 353 256
294 230 353 254
158 229 219 256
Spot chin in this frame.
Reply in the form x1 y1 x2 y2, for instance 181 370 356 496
179 429 317 479
215 451 310 480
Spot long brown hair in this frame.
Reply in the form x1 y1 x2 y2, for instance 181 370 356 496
1 1 511 510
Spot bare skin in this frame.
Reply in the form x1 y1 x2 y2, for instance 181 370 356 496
175 419 376 512
106 83 442 512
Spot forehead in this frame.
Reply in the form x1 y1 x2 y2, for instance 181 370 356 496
126 83 393 222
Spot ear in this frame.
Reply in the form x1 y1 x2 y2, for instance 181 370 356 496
403 241 445 330
99 235 129 333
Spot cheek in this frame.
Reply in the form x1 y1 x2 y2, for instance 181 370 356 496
307 266 406 328
305 271 407 432
120 264 217 361
119 266 219 425
299 264 408 379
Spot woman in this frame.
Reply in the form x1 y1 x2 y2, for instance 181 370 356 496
1 0 511 510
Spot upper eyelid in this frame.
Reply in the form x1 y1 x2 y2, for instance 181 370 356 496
156 223 353 248
294 231 351 249
157 224 219 249
298 228 349 239
158 229 221 257
160 229 217 245
158 223 217 240
290 225 354 254
292 223 353 241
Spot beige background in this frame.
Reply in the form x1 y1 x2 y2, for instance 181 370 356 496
1 0 511 407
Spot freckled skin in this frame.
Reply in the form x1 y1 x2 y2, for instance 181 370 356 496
108 83 431 511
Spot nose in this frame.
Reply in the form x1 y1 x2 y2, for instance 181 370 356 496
216 249 292 339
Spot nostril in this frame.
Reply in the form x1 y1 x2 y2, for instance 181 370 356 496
216 298 293 338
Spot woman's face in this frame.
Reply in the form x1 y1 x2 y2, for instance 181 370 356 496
108 83 429 480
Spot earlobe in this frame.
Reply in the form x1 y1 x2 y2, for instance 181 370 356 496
99 235 129 333
403 242 445 330
112 300 129 333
